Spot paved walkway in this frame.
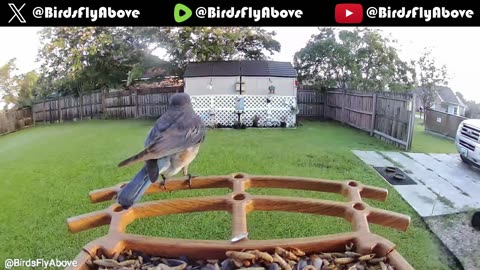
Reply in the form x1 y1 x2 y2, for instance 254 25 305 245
353 150 480 217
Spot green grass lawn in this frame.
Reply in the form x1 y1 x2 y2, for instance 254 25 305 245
0 120 456 270
411 119 457 153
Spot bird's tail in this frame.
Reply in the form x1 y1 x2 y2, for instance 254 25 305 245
117 165 152 209
118 150 149 167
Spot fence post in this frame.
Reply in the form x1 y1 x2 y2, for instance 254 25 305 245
76 95 79 120
322 92 326 120
101 89 106 119
444 112 450 136
341 91 346 124
43 100 46 124
90 94 93 118
80 92 84 120
134 90 139 118
32 103 36 127
370 93 377 136
391 107 400 141
48 99 52 123
57 97 61 123
406 94 416 151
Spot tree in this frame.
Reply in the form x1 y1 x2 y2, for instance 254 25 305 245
417 48 448 119
0 59 39 109
127 53 175 87
139 27 281 75
36 27 281 92
456 91 480 118
465 102 480 118
294 28 350 89
0 58 18 110
293 28 416 91
14 70 39 107
234 28 281 60
37 27 148 96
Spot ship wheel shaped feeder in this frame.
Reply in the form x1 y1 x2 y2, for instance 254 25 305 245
67 173 414 270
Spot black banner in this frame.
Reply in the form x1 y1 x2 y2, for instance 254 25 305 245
2 0 479 26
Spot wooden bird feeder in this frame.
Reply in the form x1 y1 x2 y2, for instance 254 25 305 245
66 173 414 270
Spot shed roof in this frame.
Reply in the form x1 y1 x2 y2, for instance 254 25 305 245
184 60 297 78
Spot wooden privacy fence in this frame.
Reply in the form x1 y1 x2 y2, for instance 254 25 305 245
33 92 103 123
297 90 415 150
425 109 467 139
0 108 33 135
27 87 414 150
296 90 325 119
32 87 181 122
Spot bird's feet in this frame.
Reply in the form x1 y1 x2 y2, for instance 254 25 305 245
160 174 168 191
185 174 198 188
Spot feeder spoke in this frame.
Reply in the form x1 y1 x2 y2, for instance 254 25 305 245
230 200 249 242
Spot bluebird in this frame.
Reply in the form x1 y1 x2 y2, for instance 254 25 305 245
116 93 206 209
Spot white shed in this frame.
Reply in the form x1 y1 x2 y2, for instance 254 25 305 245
184 60 297 96
184 61 298 128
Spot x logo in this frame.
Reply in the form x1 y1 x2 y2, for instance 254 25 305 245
8 3 26 23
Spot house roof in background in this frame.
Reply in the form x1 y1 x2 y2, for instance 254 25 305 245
414 85 464 106
436 86 463 105
184 60 297 78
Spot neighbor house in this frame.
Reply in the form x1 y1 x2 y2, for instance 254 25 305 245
183 60 298 127
416 86 466 116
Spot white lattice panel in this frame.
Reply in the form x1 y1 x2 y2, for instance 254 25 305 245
190 95 212 108
192 95 297 128
213 96 236 109
244 96 265 108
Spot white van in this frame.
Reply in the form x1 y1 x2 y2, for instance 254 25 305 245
455 119 480 166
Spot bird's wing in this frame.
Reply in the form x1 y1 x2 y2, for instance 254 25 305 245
118 111 205 167
144 109 185 146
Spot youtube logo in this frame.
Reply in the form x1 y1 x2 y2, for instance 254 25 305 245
335 4 363 24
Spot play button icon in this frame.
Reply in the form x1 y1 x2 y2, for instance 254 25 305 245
174 3 192 23
335 3 363 24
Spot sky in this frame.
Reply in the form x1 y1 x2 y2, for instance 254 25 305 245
1 27 479 102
